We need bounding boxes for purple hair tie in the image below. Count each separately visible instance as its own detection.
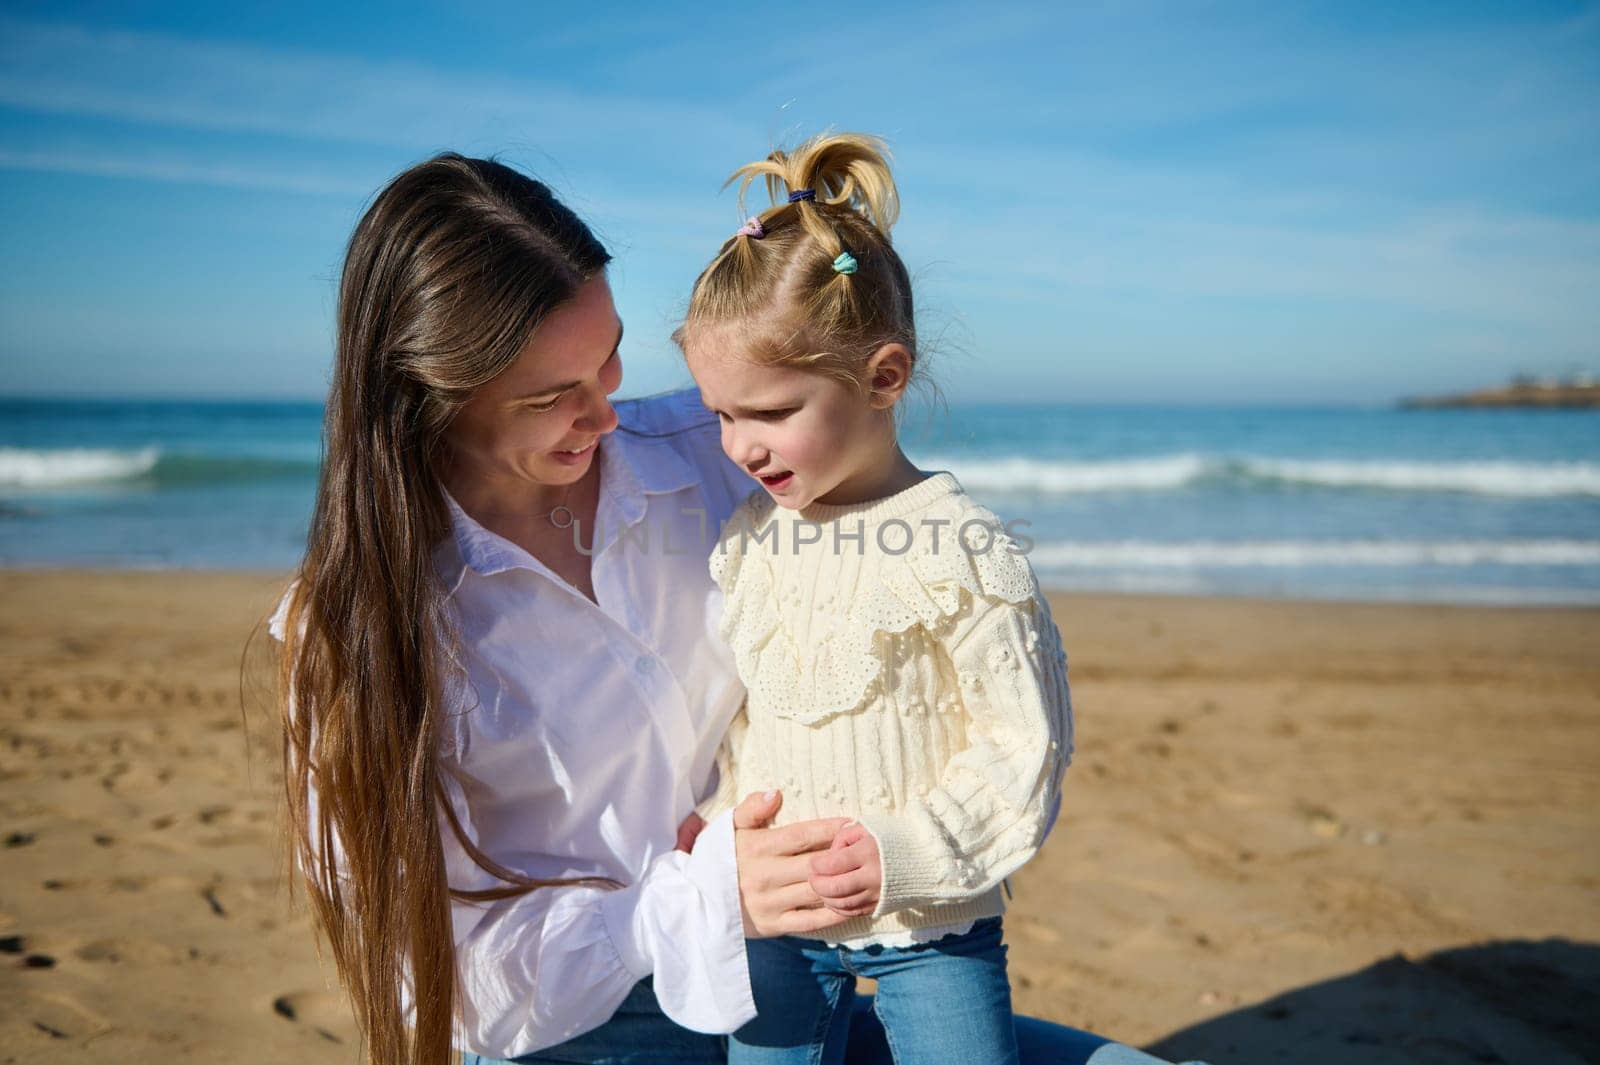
[736,216,765,239]
[787,189,816,203]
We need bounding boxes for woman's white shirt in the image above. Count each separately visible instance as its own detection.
[272,390,757,1056]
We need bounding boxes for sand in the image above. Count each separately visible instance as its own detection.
[1,571,1596,1063]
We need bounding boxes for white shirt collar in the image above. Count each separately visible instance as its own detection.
[434,421,703,594]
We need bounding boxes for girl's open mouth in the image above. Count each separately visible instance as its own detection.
[759,472,793,490]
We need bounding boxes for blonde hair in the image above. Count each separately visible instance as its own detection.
[677,132,917,388]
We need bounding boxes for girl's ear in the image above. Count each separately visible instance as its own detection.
[865,343,913,410]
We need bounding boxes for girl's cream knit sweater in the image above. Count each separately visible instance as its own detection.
[696,472,1073,944]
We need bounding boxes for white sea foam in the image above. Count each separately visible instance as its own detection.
[926,453,1600,497]
[1244,458,1600,497]
[929,454,1210,493]
[1026,539,1600,568]
[0,447,160,487]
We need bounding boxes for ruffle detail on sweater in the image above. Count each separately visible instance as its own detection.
[709,487,1041,726]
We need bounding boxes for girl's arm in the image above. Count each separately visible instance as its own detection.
[851,594,1073,916]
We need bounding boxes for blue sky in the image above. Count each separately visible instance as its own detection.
[1,1,1596,404]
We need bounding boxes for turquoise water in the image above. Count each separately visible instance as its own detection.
[3,397,1598,604]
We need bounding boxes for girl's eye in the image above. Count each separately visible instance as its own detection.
[755,408,796,421]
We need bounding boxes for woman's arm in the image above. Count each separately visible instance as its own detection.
[436,766,744,1053]
[439,774,852,1056]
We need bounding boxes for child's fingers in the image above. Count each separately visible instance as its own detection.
[808,866,875,901]
[809,846,863,878]
[823,891,876,916]
[831,823,868,850]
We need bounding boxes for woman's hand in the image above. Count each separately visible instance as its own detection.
[732,791,853,938]
[807,821,881,917]
[674,812,706,854]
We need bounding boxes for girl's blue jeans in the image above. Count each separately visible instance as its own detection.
[462,919,1212,1065]
[732,917,1018,1065]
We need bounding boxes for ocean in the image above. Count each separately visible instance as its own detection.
[3,397,1598,605]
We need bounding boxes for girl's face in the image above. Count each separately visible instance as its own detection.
[684,327,897,510]
[443,275,624,500]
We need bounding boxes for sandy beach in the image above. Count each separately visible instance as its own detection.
[1,570,1596,1063]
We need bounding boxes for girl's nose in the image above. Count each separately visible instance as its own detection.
[725,424,766,468]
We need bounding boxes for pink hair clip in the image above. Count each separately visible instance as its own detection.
[736,216,765,239]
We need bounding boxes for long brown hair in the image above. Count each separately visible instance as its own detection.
[278,154,610,1065]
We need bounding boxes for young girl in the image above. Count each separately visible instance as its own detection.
[677,133,1074,1065]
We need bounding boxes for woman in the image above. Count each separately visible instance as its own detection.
[273,153,1204,1065]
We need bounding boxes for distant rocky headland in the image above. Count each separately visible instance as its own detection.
[1402,377,1600,409]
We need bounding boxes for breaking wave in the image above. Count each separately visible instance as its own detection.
[931,454,1600,498]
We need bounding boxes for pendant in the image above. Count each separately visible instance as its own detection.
[548,505,575,530]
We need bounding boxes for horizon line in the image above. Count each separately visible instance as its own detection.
[0,390,1420,411]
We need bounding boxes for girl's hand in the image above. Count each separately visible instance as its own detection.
[732,791,853,938]
[674,812,706,854]
[807,822,881,917]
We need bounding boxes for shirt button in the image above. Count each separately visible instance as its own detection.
[634,656,654,676]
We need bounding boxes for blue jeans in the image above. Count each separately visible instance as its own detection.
[461,968,1212,1065]
[732,918,1017,1065]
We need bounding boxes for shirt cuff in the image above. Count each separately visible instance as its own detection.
[597,809,754,1033]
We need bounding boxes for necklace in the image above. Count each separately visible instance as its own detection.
[538,463,594,529]
[537,485,577,529]
[544,501,575,529]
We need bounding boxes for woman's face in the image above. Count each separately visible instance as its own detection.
[444,275,624,498]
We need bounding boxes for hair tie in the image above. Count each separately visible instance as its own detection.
[787,189,816,204]
[735,216,765,239]
[832,251,858,275]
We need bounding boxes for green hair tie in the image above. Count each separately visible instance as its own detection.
[832,251,858,275]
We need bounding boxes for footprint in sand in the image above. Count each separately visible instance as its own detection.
[197,804,233,825]
[31,873,205,896]
[17,989,110,1042]
[75,936,186,965]
[271,990,356,1045]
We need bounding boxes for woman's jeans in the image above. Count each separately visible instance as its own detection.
[731,917,1018,1065]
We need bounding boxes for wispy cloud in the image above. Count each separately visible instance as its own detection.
[0,147,373,197]
[1,5,1596,400]
[0,16,753,158]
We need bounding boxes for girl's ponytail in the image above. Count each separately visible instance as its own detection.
[681,131,918,391]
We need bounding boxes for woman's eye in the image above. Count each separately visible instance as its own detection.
[525,397,562,413]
